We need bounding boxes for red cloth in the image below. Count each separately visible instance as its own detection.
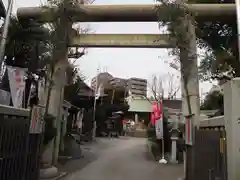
[151,101,163,125]
[122,120,127,125]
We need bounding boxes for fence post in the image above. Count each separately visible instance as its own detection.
[224,78,240,180]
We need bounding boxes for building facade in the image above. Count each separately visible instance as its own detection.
[90,73,147,99]
[127,77,147,97]
[91,72,113,91]
[109,77,127,89]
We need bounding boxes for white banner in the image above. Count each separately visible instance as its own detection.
[7,66,26,108]
[154,101,164,139]
[29,105,45,134]
[38,78,46,105]
[155,115,164,139]
[95,83,103,100]
[27,83,35,107]
[76,109,84,129]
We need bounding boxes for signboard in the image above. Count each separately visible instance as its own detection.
[29,105,45,134]
[185,115,194,146]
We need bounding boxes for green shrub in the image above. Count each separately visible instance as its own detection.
[147,124,157,143]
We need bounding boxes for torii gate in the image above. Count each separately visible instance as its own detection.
[17,3,237,180]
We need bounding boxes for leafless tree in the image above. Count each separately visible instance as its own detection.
[147,73,180,101]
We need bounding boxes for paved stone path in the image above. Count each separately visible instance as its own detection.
[64,137,183,180]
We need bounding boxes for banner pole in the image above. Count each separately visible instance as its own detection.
[158,100,167,164]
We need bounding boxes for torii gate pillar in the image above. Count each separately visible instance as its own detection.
[179,12,200,180]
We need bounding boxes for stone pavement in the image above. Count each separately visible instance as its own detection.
[61,137,183,180]
[57,138,111,175]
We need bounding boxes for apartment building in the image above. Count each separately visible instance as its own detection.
[109,77,127,90]
[91,73,147,98]
[107,77,147,97]
[91,72,113,91]
[127,77,147,97]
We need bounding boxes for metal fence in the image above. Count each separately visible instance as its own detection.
[0,105,43,180]
[186,127,227,180]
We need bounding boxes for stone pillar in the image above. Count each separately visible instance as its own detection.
[170,115,180,164]
[170,135,179,164]
[224,78,240,180]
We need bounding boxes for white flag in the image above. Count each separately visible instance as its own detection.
[155,115,163,139]
[29,105,45,134]
[7,66,26,108]
[38,78,46,105]
[154,101,164,139]
[95,84,103,100]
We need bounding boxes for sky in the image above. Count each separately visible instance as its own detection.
[3,0,215,97]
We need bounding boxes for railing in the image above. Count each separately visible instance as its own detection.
[0,105,43,180]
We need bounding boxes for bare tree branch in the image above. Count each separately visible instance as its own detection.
[147,73,180,101]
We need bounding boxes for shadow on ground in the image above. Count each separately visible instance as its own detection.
[57,139,111,175]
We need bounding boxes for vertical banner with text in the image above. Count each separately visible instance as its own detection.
[7,66,26,108]
[29,105,45,134]
[185,115,194,146]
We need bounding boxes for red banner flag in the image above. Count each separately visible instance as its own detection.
[152,101,163,139]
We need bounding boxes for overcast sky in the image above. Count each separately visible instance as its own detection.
[3,0,215,97]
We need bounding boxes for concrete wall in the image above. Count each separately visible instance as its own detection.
[199,115,224,127]
[0,104,29,116]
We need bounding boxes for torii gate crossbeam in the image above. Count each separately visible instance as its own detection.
[68,34,175,48]
[17,4,235,22]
